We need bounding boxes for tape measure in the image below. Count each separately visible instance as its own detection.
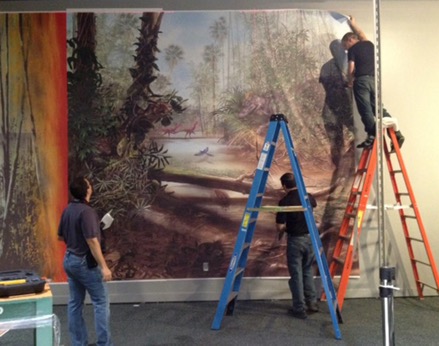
[0,279,26,286]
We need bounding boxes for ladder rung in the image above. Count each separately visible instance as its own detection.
[227,291,238,304]
[234,267,245,278]
[404,215,417,219]
[345,213,357,218]
[397,192,410,196]
[338,234,351,241]
[331,256,344,265]
[417,280,438,291]
[407,237,423,243]
[390,169,402,174]
[412,258,431,267]
[357,169,367,174]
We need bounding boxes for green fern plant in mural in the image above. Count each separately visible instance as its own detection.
[67,12,184,224]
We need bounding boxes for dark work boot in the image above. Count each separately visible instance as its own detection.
[357,135,375,148]
[391,131,405,152]
[288,308,308,319]
[306,302,319,313]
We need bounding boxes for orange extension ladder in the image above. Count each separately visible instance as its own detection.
[327,127,439,310]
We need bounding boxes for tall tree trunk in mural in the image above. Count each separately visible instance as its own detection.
[0,14,11,256]
[68,13,102,174]
[118,12,171,149]
[0,15,27,257]
[0,14,57,266]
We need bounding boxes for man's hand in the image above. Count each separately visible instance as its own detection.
[276,223,286,240]
[348,15,355,25]
[278,230,285,241]
[347,15,368,41]
[86,237,112,281]
[101,266,112,282]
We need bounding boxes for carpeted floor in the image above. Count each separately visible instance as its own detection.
[1,297,438,345]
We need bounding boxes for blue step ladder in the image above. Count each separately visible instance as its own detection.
[211,114,343,340]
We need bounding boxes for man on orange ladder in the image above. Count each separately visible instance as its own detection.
[342,16,405,151]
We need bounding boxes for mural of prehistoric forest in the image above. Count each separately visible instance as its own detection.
[0,13,67,280]
[1,9,358,282]
[66,9,356,280]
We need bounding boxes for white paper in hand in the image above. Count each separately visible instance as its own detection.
[329,11,350,23]
[101,210,114,230]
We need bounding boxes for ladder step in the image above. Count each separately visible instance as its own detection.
[234,267,245,278]
[331,256,344,266]
[338,234,351,241]
[227,291,238,304]
[412,258,431,267]
[345,212,357,218]
[397,192,410,196]
[403,215,417,220]
[407,237,424,243]
[417,280,438,291]
[390,169,402,174]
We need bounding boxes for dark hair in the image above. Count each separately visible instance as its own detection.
[69,176,88,200]
[341,32,358,42]
[280,172,296,189]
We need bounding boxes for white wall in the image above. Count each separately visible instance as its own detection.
[3,0,438,303]
[335,1,439,299]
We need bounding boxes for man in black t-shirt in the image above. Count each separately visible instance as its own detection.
[276,173,319,319]
[342,16,405,150]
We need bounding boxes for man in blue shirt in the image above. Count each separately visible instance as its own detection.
[58,176,112,346]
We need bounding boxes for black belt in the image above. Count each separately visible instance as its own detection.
[287,233,309,237]
[66,250,86,257]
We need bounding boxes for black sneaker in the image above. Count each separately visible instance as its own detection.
[288,308,308,319]
[391,134,405,153]
[357,135,375,148]
[306,302,319,313]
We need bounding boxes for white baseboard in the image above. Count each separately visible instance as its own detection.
[49,277,423,305]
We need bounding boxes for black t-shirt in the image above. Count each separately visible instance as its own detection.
[276,189,317,236]
[348,40,375,77]
[57,200,101,256]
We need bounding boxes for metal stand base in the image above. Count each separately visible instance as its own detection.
[380,266,397,346]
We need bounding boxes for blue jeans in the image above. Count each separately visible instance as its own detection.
[64,252,112,346]
[286,234,317,312]
[353,75,391,137]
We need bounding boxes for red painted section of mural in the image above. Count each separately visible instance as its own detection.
[27,13,68,281]
[0,12,68,281]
